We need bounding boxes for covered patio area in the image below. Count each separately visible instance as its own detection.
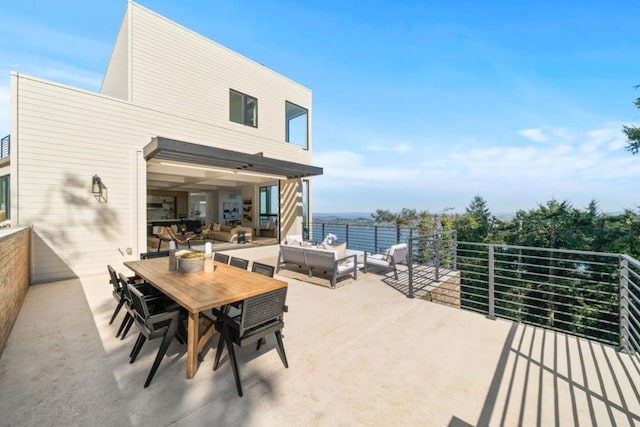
[1,245,639,426]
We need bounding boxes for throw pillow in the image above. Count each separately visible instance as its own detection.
[333,243,348,265]
[213,223,221,232]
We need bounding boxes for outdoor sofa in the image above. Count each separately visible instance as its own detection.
[276,242,358,288]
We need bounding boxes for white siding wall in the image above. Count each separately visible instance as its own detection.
[129,4,313,156]
[13,74,312,282]
[100,8,130,101]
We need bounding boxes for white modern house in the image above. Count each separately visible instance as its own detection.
[7,1,322,283]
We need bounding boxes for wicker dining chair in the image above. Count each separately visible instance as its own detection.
[214,252,230,264]
[127,282,186,388]
[229,257,249,270]
[212,287,289,397]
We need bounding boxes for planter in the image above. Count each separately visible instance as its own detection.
[178,252,204,273]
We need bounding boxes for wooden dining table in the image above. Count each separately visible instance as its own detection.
[124,257,287,379]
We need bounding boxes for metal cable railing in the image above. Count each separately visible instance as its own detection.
[408,235,638,356]
[308,222,417,253]
[0,135,9,159]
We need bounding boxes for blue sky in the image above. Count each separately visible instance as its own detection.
[1,0,639,214]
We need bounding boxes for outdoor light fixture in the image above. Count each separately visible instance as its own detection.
[92,174,107,203]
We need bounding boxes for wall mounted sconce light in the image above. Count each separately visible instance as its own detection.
[92,174,108,203]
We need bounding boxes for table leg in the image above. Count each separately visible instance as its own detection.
[187,311,199,379]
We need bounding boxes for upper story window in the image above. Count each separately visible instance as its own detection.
[229,89,258,127]
[286,101,308,150]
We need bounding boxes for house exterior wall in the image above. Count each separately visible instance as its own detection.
[127,4,313,158]
[11,73,312,282]
[100,7,130,101]
[10,2,316,283]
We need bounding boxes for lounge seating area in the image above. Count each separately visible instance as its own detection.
[276,239,357,288]
[150,224,255,251]
[201,224,253,243]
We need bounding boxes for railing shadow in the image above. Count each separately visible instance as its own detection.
[451,322,640,426]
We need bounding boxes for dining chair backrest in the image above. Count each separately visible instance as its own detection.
[107,265,122,294]
[238,287,287,336]
[140,250,170,260]
[229,256,249,270]
[214,252,230,264]
[127,281,151,321]
[118,272,136,306]
[251,262,275,277]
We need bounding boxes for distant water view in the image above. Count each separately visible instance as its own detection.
[309,221,414,253]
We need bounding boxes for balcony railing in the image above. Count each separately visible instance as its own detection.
[408,235,640,362]
[1,135,8,160]
[307,221,421,253]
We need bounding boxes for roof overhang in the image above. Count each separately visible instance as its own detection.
[143,137,323,180]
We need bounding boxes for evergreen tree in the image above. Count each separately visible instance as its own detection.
[623,85,640,154]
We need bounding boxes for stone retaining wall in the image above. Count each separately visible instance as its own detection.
[0,227,30,357]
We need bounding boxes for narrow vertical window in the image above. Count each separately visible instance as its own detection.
[302,179,309,240]
[286,101,308,149]
[0,175,9,220]
[229,89,258,127]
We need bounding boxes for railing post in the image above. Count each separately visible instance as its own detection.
[452,231,457,270]
[620,257,631,353]
[321,223,325,243]
[434,238,440,281]
[345,224,349,248]
[374,226,378,254]
[408,238,414,298]
[488,245,495,320]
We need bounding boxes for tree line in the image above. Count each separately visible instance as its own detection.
[372,197,640,345]
[372,196,640,258]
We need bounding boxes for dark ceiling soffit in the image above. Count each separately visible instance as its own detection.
[144,137,323,179]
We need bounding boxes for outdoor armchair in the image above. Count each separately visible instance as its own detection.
[365,243,408,280]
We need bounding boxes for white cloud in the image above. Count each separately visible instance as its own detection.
[518,128,549,143]
[314,124,640,213]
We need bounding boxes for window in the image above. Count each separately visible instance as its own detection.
[286,101,308,149]
[230,89,258,127]
[259,185,278,227]
[0,175,9,220]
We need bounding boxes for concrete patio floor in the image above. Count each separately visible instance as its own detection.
[1,245,639,426]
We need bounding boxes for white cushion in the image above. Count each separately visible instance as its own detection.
[285,234,303,245]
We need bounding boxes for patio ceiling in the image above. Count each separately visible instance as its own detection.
[143,137,323,191]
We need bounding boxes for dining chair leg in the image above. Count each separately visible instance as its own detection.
[225,337,243,397]
[116,313,131,338]
[274,330,288,368]
[121,316,134,340]
[176,320,188,345]
[213,327,228,371]
[130,334,147,362]
[144,317,178,388]
[109,300,125,325]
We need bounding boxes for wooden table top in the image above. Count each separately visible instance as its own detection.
[124,257,287,313]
